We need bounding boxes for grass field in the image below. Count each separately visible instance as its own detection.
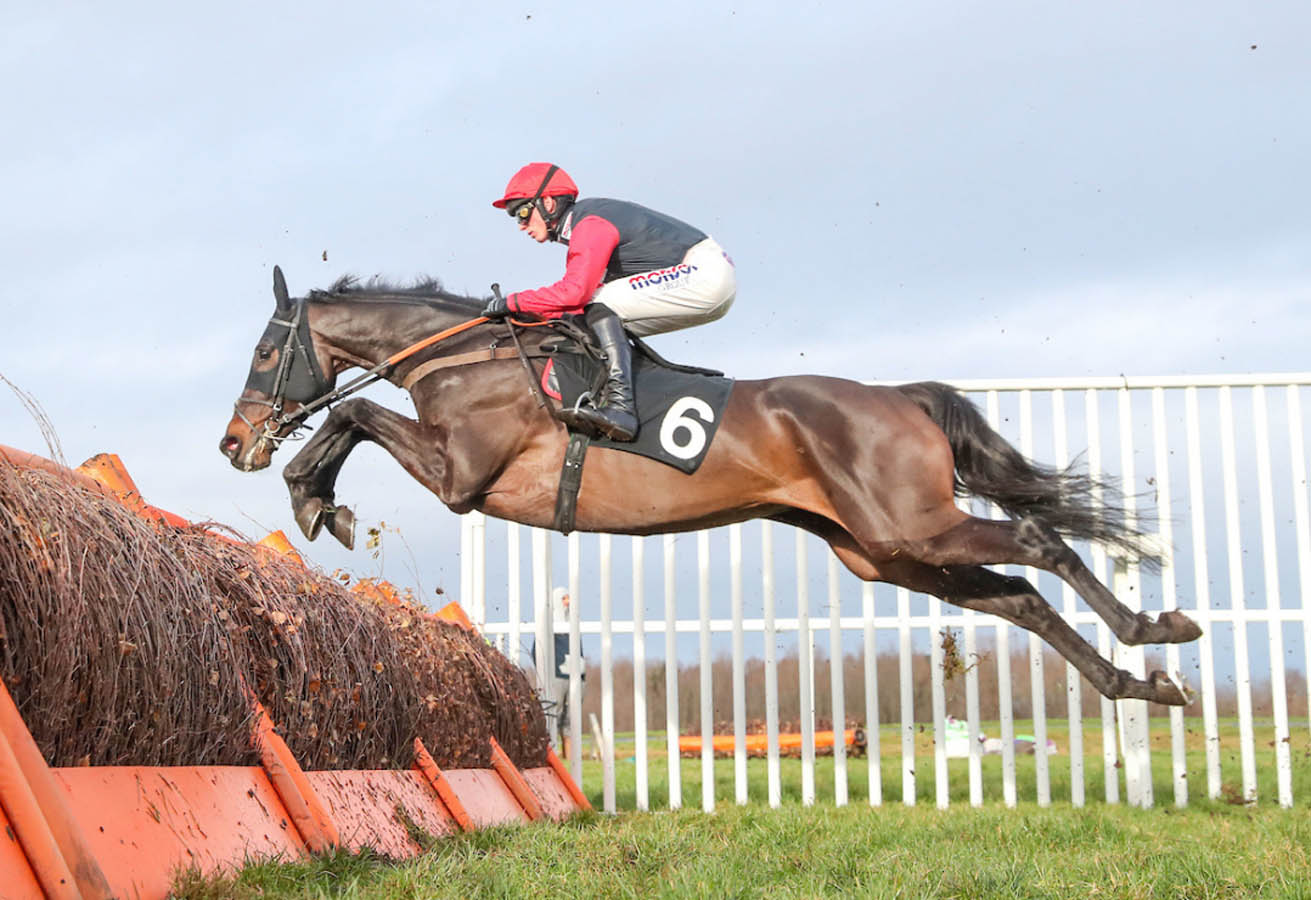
[175,719,1311,899]
[593,717,1311,810]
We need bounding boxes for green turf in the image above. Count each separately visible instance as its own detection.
[172,719,1311,899]
[174,802,1311,899]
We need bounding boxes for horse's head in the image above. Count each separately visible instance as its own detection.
[220,266,335,471]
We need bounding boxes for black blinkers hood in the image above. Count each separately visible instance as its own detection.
[243,298,332,405]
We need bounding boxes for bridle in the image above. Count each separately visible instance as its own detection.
[233,297,332,448]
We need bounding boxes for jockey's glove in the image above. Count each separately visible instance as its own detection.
[482,295,511,319]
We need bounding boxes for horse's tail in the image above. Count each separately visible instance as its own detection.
[896,381,1152,558]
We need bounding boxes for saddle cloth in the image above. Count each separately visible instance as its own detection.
[550,344,734,474]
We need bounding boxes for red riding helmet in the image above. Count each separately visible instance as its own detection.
[492,162,579,209]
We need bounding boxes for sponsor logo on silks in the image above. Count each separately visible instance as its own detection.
[628,263,698,290]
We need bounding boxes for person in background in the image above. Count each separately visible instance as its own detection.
[485,162,736,442]
[531,586,585,753]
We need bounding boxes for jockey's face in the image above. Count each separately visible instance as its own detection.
[520,197,554,243]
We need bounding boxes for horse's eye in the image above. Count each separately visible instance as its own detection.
[257,346,273,361]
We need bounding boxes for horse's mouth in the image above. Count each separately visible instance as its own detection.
[231,456,268,473]
[221,433,274,472]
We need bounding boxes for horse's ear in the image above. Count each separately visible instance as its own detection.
[272,265,291,312]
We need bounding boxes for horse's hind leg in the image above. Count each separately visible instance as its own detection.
[909,516,1202,646]
[880,560,1188,705]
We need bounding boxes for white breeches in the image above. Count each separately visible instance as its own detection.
[589,238,736,337]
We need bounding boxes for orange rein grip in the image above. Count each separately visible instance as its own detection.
[250,701,339,853]
[488,738,544,821]
[381,316,489,368]
[412,738,475,833]
[546,745,592,812]
[0,728,81,900]
[378,313,554,370]
[0,680,114,899]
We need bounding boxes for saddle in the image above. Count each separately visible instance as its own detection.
[511,315,735,533]
[529,320,732,468]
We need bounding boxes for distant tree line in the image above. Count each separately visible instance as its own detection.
[547,644,1307,734]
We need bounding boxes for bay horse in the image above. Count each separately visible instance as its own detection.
[220,268,1201,706]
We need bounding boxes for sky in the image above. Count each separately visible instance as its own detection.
[3,2,1309,625]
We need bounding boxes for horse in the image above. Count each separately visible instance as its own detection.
[220,267,1202,707]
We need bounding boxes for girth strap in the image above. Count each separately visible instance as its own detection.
[401,346,522,391]
[552,433,590,534]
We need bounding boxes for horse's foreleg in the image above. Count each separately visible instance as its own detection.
[283,423,358,545]
[879,560,1188,705]
[282,409,358,544]
[282,398,449,546]
[908,516,1202,646]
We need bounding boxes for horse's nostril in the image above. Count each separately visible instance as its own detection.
[220,435,240,457]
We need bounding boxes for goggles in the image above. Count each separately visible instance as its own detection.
[507,200,535,223]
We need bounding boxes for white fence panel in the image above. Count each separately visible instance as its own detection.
[762,521,781,808]
[1289,387,1311,739]
[1185,387,1223,798]
[631,536,649,811]
[1151,387,1188,808]
[862,581,882,806]
[730,524,748,805]
[662,533,680,809]
[698,530,714,812]
[1053,390,1085,806]
[985,391,1019,809]
[828,553,849,807]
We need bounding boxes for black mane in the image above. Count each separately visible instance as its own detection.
[309,274,486,314]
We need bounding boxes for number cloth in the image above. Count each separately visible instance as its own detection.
[550,347,734,473]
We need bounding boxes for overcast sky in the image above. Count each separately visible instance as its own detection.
[3,2,1308,601]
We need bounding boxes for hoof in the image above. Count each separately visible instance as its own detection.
[1148,670,1190,706]
[294,498,328,542]
[1158,609,1203,643]
[327,505,355,550]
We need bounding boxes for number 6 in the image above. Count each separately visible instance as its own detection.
[659,396,714,460]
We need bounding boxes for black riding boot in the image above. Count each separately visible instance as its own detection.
[572,304,639,441]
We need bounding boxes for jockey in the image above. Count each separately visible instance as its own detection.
[484,162,736,442]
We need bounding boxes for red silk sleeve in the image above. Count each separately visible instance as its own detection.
[508,216,620,316]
